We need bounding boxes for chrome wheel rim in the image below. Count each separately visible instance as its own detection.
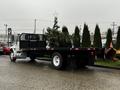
[53,55,60,67]
[10,52,15,60]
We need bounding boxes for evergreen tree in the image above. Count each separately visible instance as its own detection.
[60,26,71,47]
[46,27,61,47]
[72,26,80,47]
[105,28,112,48]
[82,24,91,47]
[46,17,60,47]
[115,26,120,49]
[53,17,60,30]
[62,26,69,34]
[93,24,102,48]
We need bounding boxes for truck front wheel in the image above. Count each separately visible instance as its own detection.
[52,52,66,70]
[10,52,16,62]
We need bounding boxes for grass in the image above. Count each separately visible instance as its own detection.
[95,59,120,68]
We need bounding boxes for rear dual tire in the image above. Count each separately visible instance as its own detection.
[51,52,66,70]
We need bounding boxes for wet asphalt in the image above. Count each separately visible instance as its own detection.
[0,55,120,90]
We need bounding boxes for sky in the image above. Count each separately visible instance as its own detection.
[0,0,120,34]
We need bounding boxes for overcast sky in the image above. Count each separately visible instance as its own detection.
[0,0,120,34]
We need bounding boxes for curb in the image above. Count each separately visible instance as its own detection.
[93,65,120,70]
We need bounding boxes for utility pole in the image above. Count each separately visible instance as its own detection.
[4,24,8,42]
[42,28,45,34]
[34,19,37,34]
[111,22,117,36]
[8,28,12,47]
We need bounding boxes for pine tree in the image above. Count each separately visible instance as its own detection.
[46,17,60,47]
[60,26,71,47]
[53,17,60,30]
[72,26,80,47]
[105,28,112,48]
[93,24,102,48]
[62,26,69,34]
[46,27,60,47]
[115,26,120,49]
[82,24,91,47]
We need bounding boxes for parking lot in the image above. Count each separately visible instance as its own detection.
[0,55,120,90]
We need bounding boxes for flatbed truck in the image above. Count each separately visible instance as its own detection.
[10,33,95,70]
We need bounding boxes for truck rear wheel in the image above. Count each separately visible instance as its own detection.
[10,52,16,62]
[52,52,66,70]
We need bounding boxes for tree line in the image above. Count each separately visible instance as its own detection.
[46,17,120,50]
